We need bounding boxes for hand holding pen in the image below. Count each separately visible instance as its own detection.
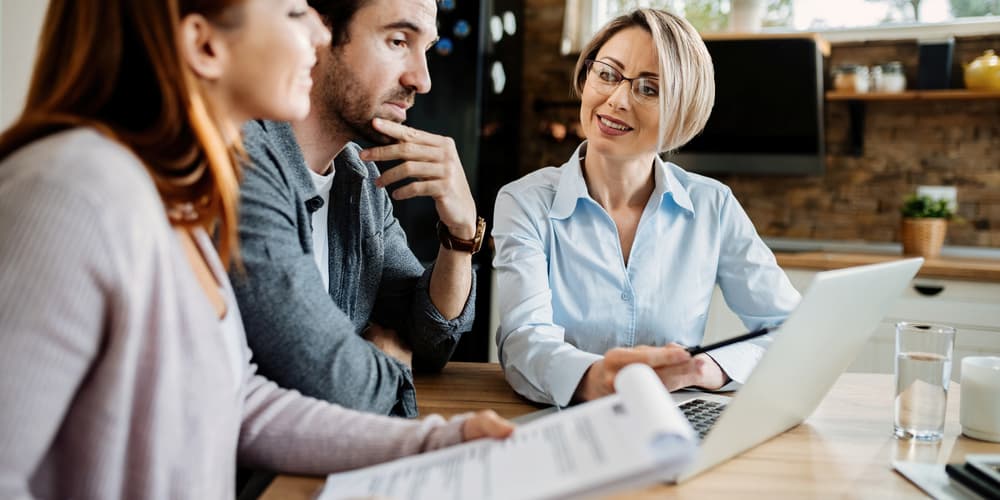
[575,327,776,402]
[685,327,775,356]
[650,327,775,393]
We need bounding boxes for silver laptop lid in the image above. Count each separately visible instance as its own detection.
[678,258,924,482]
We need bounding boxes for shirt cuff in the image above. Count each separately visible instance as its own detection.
[546,350,604,408]
[389,358,418,418]
[415,264,477,332]
[703,341,766,387]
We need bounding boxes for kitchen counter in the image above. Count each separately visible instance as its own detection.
[765,238,1000,282]
[773,251,1000,282]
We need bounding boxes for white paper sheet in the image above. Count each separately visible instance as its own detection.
[318,364,696,500]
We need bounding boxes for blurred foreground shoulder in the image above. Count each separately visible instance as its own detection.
[1,127,162,215]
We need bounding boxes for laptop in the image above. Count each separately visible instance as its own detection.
[511,258,923,482]
[671,257,923,482]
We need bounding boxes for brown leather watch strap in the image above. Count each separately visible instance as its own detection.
[436,217,486,254]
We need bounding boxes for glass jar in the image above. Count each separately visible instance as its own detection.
[875,61,906,93]
[832,64,870,93]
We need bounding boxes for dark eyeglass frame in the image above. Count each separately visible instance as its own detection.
[583,59,660,105]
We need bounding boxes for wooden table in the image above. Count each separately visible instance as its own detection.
[262,362,1000,499]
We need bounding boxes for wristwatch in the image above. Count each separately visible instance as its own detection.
[437,217,486,254]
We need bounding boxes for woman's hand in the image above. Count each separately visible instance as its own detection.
[574,345,689,401]
[461,410,515,441]
[573,345,730,402]
[652,353,730,391]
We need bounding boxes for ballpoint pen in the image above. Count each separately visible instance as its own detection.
[685,326,775,356]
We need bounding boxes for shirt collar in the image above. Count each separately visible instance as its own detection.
[260,120,369,181]
[548,143,590,220]
[257,120,314,197]
[654,155,695,216]
[332,143,371,179]
[548,142,695,220]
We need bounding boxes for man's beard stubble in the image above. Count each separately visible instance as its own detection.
[317,49,417,146]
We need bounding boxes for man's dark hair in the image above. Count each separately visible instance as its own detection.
[308,0,370,46]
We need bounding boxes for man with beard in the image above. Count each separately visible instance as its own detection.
[233,0,482,418]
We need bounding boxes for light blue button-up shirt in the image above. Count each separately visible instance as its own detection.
[492,143,801,406]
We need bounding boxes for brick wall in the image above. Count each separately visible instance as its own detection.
[519,0,1000,247]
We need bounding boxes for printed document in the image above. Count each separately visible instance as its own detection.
[319,364,697,500]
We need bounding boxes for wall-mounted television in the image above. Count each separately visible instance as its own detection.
[668,36,826,176]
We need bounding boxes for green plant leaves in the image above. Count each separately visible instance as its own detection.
[900,194,954,219]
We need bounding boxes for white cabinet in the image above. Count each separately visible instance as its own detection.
[853,276,1000,380]
[704,269,1000,380]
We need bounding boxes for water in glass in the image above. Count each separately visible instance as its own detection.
[894,351,950,440]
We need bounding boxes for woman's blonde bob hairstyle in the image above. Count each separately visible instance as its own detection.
[573,8,715,153]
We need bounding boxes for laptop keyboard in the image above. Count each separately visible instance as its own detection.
[679,398,727,440]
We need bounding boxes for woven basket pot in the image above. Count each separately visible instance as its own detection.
[900,218,947,258]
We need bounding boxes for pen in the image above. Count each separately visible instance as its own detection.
[685,327,775,356]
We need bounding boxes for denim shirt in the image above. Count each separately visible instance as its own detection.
[492,142,800,406]
[232,121,475,418]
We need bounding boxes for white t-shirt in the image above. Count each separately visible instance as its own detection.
[193,230,245,391]
[308,166,336,291]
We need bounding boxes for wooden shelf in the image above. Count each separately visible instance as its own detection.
[826,89,1000,101]
[827,89,1000,156]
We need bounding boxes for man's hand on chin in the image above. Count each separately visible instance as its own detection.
[362,118,477,239]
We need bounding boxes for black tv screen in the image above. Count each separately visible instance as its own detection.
[669,37,825,175]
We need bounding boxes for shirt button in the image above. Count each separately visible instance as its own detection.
[305,197,324,212]
[621,293,630,301]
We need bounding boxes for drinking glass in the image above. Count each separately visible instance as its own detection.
[894,322,955,441]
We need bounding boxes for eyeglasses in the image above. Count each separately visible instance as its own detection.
[584,59,659,105]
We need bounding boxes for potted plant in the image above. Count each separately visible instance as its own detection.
[900,194,953,258]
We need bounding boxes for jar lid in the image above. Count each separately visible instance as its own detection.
[834,64,868,74]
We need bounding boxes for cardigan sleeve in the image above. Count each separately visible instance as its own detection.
[236,357,469,475]
[0,172,117,498]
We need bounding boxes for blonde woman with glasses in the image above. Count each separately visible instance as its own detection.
[0,0,511,498]
[492,9,800,407]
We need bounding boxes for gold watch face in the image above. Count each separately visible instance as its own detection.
[471,217,486,254]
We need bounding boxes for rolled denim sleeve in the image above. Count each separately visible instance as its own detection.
[233,126,418,417]
[492,190,601,407]
[711,190,800,388]
[369,184,475,374]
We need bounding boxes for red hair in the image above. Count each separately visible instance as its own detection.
[0,0,246,267]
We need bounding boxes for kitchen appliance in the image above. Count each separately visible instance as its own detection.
[669,36,826,176]
[917,37,955,90]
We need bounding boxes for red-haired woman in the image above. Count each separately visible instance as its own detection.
[0,1,511,498]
